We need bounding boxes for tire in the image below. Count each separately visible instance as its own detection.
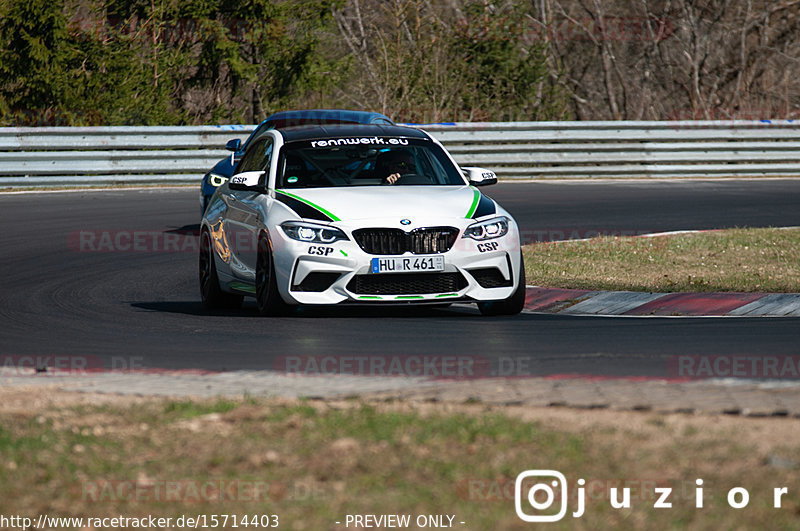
[199,230,243,309]
[256,233,293,316]
[478,254,526,316]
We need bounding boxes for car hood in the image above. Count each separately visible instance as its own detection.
[210,156,236,178]
[275,186,484,222]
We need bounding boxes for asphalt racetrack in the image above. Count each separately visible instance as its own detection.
[1,180,799,379]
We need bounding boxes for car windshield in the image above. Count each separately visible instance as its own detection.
[277,138,466,188]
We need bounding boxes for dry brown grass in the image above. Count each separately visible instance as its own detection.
[1,387,799,529]
[523,228,800,293]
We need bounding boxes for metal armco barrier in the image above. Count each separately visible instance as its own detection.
[0,125,255,187]
[425,120,800,178]
[2,121,800,187]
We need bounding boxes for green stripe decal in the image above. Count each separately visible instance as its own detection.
[358,295,383,300]
[465,189,480,218]
[435,293,459,298]
[395,295,425,300]
[227,282,256,294]
[276,190,340,221]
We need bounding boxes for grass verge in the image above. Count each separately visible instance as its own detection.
[1,389,799,529]
[522,227,800,292]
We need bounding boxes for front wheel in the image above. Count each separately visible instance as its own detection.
[256,233,293,316]
[199,230,243,309]
[478,254,526,316]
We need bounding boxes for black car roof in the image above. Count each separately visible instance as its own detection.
[276,124,430,143]
[264,109,394,126]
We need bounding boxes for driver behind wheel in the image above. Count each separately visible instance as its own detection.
[376,149,416,185]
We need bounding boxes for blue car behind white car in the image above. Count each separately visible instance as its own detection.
[200,110,394,215]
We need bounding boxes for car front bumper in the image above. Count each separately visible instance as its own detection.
[270,219,522,305]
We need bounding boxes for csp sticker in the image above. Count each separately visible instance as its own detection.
[308,246,333,256]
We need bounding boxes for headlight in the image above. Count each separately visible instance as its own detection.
[463,216,509,241]
[281,221,349,243]
[208,173,228,187]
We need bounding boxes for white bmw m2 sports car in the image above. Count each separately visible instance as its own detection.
[199,123,525,316]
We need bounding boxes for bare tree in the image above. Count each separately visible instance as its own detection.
[534,0,800,120]
[331,0,568,122]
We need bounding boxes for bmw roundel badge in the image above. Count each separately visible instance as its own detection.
[400,219,411,225]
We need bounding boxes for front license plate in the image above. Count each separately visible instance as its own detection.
[370,256,444,273]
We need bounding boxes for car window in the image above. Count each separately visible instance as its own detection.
[277,138,466,189]
[237,139,265,174]
[241,122,272,152]
[237,137,273,176]
[257,139,274,172]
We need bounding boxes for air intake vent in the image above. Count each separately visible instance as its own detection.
[292,272,341,292]
[347,272,468,295]
[468,268,513,288]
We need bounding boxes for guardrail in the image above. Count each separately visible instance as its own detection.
[0,126,255,187]
[2,121,799,187]
[426,120,800,178]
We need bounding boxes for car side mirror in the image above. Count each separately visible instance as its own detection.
[462,167,498,187]
[228,171,266,192]
[225,138,242,152]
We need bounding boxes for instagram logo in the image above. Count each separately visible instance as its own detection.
[514,470,569,522]
[513,471,792,520]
